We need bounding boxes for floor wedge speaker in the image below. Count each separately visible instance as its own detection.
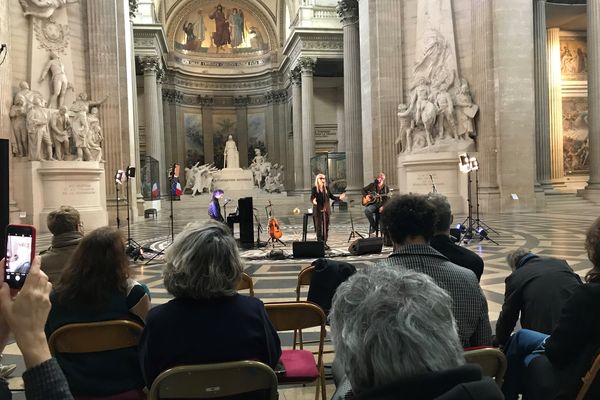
[293,241,325,258]
[348,237,384,255]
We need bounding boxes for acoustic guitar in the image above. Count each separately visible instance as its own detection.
[267,201,283,239]
[361,192,390,206]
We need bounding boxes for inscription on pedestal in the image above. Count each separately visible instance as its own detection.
[62,183,97,196]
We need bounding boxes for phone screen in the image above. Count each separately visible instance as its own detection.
[5,228,34,288]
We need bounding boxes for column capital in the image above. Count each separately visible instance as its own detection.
[290,66,302,85]
[336,0,358,24]
[298,57,316,73]
[199,95,214,107]
[129,0,139,20]
[140,56,160,73]
[234,95,250,107]
[156,68,165,84]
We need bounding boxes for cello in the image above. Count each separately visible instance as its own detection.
[267,201,283,240]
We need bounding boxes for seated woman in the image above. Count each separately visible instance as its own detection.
[502,216,600,399]
[45,226,150,398]
[139,220,281,387]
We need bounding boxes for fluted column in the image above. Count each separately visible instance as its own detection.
[235,97,249,168]
[534,0,552,189]
[141,57,162,170]
[291,68,303,191]
[584,0,600,197]
[338,0,363,190]
[547,28,565,186]
[471,0,500,211]
[299,58,316,190]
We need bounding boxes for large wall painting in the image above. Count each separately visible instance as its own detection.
[560,35,587,81]
[174,1,269,55]
[184,113,204,168]
[247,112,266,166]
[213,113,237,169]
[563,97,589,175]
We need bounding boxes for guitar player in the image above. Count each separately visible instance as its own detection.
[361,172,390,236]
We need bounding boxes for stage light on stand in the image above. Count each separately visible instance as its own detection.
[126,244,144,261]
[115,170,126,184]
[458,153,472,174]
[470,157,479,171]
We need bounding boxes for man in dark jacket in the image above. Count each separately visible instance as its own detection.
[428,194,484,280]
[494,248,582,347]
[40,206,84,283]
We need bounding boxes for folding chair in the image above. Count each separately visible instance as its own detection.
[463,347,507,387]
[577,352,600,400]
[265,301,327,400]
[48,319,144,355]
[293,265,315,349]
[238,272,255,296]
[147,360,279,400]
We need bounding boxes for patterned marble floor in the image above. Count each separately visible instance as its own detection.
[7,192,600,399]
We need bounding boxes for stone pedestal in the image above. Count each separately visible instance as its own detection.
[12,160,108,233]
[397,152,468,214]
[213,168,255,191]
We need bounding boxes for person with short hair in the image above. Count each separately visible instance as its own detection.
[40,205,84,283]
[361,172,390,236]
[494,247,581,347]
[427,194,484,280]
[138,221,281,388]
[207,189,225,222]
[378,194,492,347]
[330,267,503,399]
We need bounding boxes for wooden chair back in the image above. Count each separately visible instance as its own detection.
[577,352,600,400]
[463,347,507,387]
[238,272,255,296]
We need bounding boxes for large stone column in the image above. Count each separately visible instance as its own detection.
[533,0,552,190]
[200,96,214,165]
[583,0,600,200]
[235,97,250,167]
[299,58,316,190]
[141,56,163,177]
[156,69,167,195]
[291,67,303,191]
[547,28,565,187]
[338,0,364,191]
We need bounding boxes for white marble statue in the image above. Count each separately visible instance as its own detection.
[19,0,78,19]
[26,97,54,161]
[455,79,479,139]
[250,148,272,188]
[9,98,28,157]
[189,163,217,197]
[223,135,239,169]
[70,92,107,161]
[264,163,284,193]
[397,103,415,153]
[433,83,456,140]
[49,105,71,160]
[87,107,103,161]
[39,53,72,108]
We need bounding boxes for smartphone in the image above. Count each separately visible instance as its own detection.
[4,224,36,289]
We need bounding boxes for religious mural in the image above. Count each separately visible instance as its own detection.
[560,35,587,81]
[247,112,266,165]
[562,97,589,175]
[174,1,268,55]
[184,113,204,168]
[212,114,237,169]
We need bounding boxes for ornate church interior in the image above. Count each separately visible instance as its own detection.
[0,0,599,398]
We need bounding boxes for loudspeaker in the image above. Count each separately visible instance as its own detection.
[238,197,254,244]
[293,241,325,258]
[348,237,384,255]
[0,140,8,257]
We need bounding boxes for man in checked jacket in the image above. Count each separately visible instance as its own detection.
[377,194,492,348]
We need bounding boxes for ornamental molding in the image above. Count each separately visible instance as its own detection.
[33,16,69,55]
[336,0,358,23]
[298,57,316,72]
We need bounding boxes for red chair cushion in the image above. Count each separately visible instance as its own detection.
[278,349,319,382]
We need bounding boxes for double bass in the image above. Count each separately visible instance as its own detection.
[267,201,283,240]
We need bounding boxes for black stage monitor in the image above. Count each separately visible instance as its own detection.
[293,241,325,258]
[348,237,384,256]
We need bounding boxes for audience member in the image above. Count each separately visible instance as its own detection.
[495,248,581,347]
[138,221,281,387]
[502,217,600,399]
[45,227,150,398]
[0,257,73,400]
[427,194,484,280]
[330,267,503,400]
[378,194,492,347]
[40,206,84,283]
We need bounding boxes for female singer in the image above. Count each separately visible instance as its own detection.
[208,189,225,223]
[311,174,346,248]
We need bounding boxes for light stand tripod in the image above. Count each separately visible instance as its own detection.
[115,180,121,229]
[124,172,143,260]
[472,166,499,245]
[461,169,476,243]
[347,200,364,242]
[145,164,178,264]
[254,210,267,248]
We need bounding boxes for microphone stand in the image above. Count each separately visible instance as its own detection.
[429,174,438,193]
[145,164,177,264]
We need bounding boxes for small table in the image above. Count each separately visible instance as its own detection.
[302,212,314,241]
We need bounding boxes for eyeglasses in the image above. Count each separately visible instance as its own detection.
[319,178,325,181]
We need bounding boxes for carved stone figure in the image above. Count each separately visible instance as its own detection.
[223,135,239,169]
[397,103,416,153]
[87,107,103,161]
[9,98,28,157]
[19,0,78,19]
[39,53,71,108]
[433,83,456,140]
[250,148,270,188]
[49,106,71,160]
[26,97,53,161]
[189,163,217,197]
[70,92,107,161]
[454,79,478,139]
[264,163,284,193]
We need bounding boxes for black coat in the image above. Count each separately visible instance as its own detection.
[310,186,339,214]
[430,234,484,281]
[307,258,356,315]
[495,255,582,346]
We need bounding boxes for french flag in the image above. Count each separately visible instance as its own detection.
[151,183,160,199]
[172,180,182,196]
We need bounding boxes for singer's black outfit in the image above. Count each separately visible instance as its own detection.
[311,186,341,243]
[361,180,390,235]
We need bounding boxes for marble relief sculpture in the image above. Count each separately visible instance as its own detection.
[87,107,103,161]
[250,148,271,189]
[187,163,218,196]
[19,0,78,18]
[9,98,29,157]
[223,134,239,168]
[49,105,70,160]
[39,53,72,108]
[70,92,107,161]
[26,97,54,161]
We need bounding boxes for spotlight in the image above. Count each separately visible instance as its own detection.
[126,166,136,178]
[476,227,488,239]
[115,170,126,184]
[126,244,145,261]
[458,153,472,173]
[470,157,479,171]
[456,223,466,233]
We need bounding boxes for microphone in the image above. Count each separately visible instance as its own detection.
[223,198,231,205]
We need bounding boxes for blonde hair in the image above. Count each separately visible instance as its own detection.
[314,173,327,193]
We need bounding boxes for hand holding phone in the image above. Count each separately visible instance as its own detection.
[4,224,36,289]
